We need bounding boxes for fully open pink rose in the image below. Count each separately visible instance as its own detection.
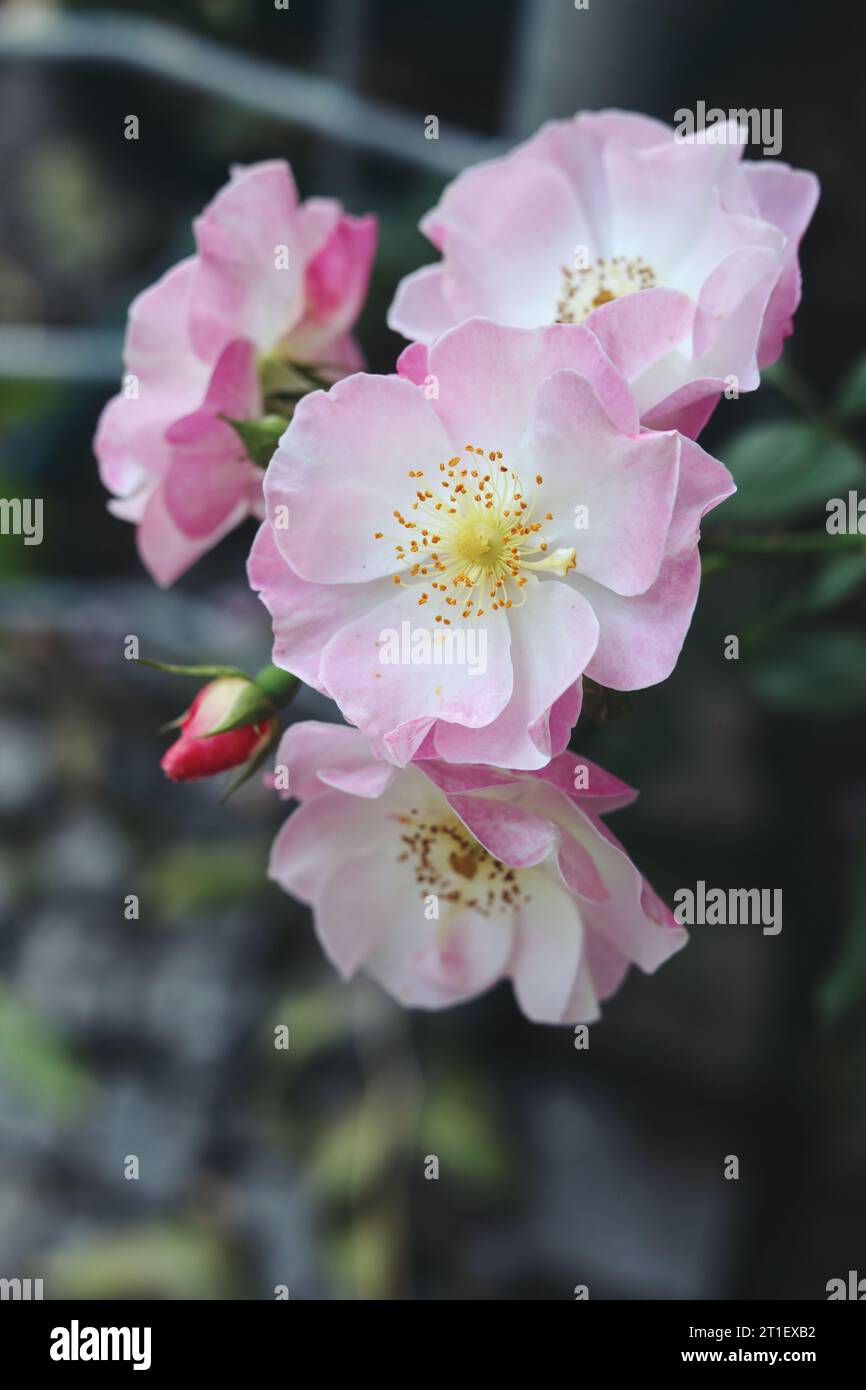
[269,722,686,1022]
[95,160,376,584]
[389,110,818,437]
[250,319,734,769]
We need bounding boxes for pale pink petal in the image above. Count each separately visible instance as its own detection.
[604,127,744,278]
[367,903,515,1010]
[510,872,588,1023]
[274,721,398,802]
[427,318,638,456]
[264,373,452,584]
[641,382,723,439]
[248,522,378,693]
[532,750,638,816]
[136,481,250,587]
[665,434,736,554]
[395,340,430,385]
[520,369,680,594]
[580,931,630,1003]
[445,792,558,868]
[95,257,208,495]
[585,819,688,972]
[736,164,819,366]
[540,682,584,761]
[588,284,694,380]
[289,208,377,362]
[319,586,514,757]
[315,850,407,978]
[163,338,262,537]
[692,241,783,382]
[578,549,702,690]
[269,794,390,915]
[429,579,598,769]
[420,157,584,327]
[387,263,459,345]
[191,160,307,361]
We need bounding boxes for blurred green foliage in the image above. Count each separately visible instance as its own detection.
[0,984,92,1115]
[143,839,273,921]
[719,422,862,526]
[43,1220,238,1299]
[819,831,866,1023]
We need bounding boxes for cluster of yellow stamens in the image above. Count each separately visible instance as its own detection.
[374,445,576,623]
[556,254,657,325]
[395,808,529,917]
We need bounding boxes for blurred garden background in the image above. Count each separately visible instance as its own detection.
[0,0,865,1299]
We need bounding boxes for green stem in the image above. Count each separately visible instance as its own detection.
[287,363,335,392]
[253,664,300,707]
[706,532,865,558]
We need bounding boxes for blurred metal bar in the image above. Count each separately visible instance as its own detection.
[0,8,510,384]
[0,325,123,383]
[313,0,368,201]
[504,0,667,138]
[0,7,505,177]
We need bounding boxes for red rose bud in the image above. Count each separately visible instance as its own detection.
[160,677,278,783]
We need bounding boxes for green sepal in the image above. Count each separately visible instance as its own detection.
[221,413,288,469]
[206,682,277,736]
[252,665,299,706]
[136,658,248,679]
[157,713,189,734]
[206,667,299,734]
[220,727,280,803]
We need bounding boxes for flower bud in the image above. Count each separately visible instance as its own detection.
[161,677,278,782]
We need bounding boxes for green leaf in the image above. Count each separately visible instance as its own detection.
[748,629,866,715]
[310,1095,401,1199]
[818,832,866,1022]
[718,422,864,526]
[268,983,352,1065]
[144,839,272,919]
[420,1075,511,1190]
[834,352,866,422]
[327,1204,399,1301]
[801,552,866,613]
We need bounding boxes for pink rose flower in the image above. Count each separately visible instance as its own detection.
[268,722,686,1022]
[249,319,734,770]
[388,110,818,437]
[95,160,377,584]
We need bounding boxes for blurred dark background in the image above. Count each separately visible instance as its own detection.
[1,0,865,1300]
